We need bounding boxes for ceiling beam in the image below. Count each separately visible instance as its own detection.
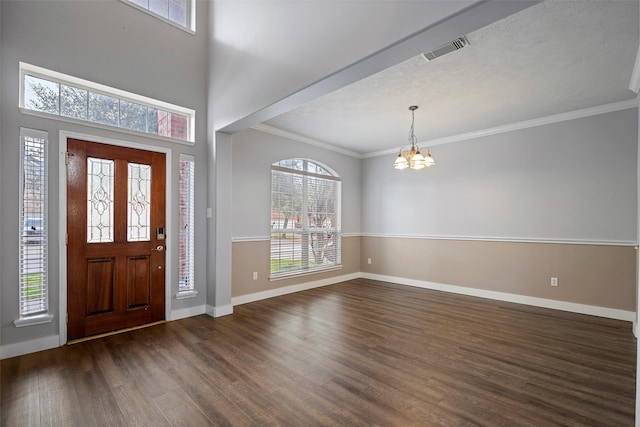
[218,0,541,135]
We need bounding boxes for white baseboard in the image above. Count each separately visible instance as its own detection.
[206,304,234,317]
[362,273,636,322]
[1,335,60,360]
[231,272,361,306]
[170,304,206,321]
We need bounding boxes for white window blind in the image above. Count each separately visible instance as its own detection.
[19,128,49,317]
[178,155,195,292]
[270,159,341,279]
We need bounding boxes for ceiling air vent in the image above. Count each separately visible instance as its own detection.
[422,37,469,62]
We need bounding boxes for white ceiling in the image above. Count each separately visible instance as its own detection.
[262,0,639,157]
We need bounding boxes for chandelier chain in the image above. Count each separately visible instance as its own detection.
[408,108,417,146]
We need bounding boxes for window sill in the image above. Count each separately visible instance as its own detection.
[269,265,343,282]
[14,314,54,328]
[175,290,199,300]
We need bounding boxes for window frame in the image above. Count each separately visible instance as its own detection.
[15,128,54,327]
[19,62,195,145]
[270,159,342,280]
[176,154,197,298]
[120,0,196,34]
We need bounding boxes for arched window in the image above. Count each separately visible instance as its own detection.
[270,159,341,278]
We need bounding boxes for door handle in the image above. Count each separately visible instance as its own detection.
[152,245,165,252]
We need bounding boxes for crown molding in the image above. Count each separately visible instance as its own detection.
[251,124,364,159]
[363,99,640,158]
[251,99,638,160]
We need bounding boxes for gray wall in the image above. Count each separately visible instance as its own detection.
[231,128,362,239]
[0,1,210,347]
[362,108,638,243]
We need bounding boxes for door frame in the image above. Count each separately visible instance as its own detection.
[58,130,172,345]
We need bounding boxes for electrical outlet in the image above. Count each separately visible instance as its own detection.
[253,272,258,280]
[551,277,558,287]
[367,258,372,265]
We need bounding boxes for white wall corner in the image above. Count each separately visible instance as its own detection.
[213,131,233,317]
[1,335,60,360]
[633,320,638,338]
[206,304,233,317]
[630,44,640,93]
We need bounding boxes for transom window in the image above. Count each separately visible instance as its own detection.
[20,62,195,144]
[270,159,341,279]
[122,0,195,33]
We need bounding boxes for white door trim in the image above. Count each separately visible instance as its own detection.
[58,130,173,345]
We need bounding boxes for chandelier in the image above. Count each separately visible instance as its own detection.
[393,105,435,170]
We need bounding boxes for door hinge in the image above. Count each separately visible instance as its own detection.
[65,232,68,245]
[66,313,68,324]
[65,151,74,165]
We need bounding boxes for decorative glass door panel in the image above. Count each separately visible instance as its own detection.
[87,157,114,243]
[127,163,152,242]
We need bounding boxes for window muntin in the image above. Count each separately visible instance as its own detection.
[19,129,49,317]
[178,155,195,293]
[270,159,341,279]
[124,0,194,33]
[20,62,195,144]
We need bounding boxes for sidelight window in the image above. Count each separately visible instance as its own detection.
[18,129,49,318]
[177,155,195,294]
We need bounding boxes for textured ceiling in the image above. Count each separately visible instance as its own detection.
[263,0,639,156]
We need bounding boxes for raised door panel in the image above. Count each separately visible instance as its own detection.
[86,258,115,315]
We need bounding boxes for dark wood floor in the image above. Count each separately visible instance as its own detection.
[1,279,636,426]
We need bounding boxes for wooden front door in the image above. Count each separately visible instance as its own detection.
[67,139,166,340]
